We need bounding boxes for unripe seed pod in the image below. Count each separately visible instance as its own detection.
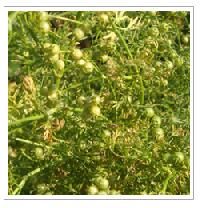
[154,127,164,141]
[170,50,177,58]
[163,153,171,162]
[94,176,109,190]
[49,54,59,63]
[93,95,101,104]
[101,54,109,63]
[175,56,184,67]
[174,152,185,162]
[78,95,86,105]
[54,60,65,70]
[127,95,133,103]
[39,12,48,21]
[84,62,93,73]
[165,60,173,70]
[152,115,161,127]
[35,147,44,160]
[50,44,60,55]
[23,51,29,57]
[43,43,51,50]
[103,130,111,137]
[82,23,91,33]
[77,59,86,66]
[167,39,173,46]
[74,28,85,40]
[72,48,83,60]
[156,61,162,68]
[160,23,169,32]
[162,79,168,86]
[91,105,101,116]
[99,13,109,24]
[87,185,98,195]
[145,108,155,118]
[48,90,57,101]
[40,86,49,96]
[92,155,101,161]
[182,35,189,44]
[149,27,159,37]
[40,21,50,33]
[79,140,87,150]
[37,183,48,194]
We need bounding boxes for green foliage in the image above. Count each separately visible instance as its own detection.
[8,11,190,195]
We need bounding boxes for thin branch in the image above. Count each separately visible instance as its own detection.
[9,114,45,129]
[48,14,83,25]
[12,167,42,195]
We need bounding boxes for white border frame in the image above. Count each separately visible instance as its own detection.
[0,1,198,207]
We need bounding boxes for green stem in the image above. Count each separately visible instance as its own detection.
[113,25,133,60]
[123,75,134,80]
[9,114,45,129]
[132,103,170,108]
[15,138,52,149]
[56,77,61,90]
[139,76,144,105]
[21,149,35,161]
[160,174,174,194]
[12,167,42,195]
[48,14,83,25]
[9,12,20,44]
[109,146,137,160]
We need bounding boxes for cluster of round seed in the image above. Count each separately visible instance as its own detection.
[43,43,65,77]
[145,108,164,141]
[66,25,94,74]
[39,12,50,33]
[87,176,120,195]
